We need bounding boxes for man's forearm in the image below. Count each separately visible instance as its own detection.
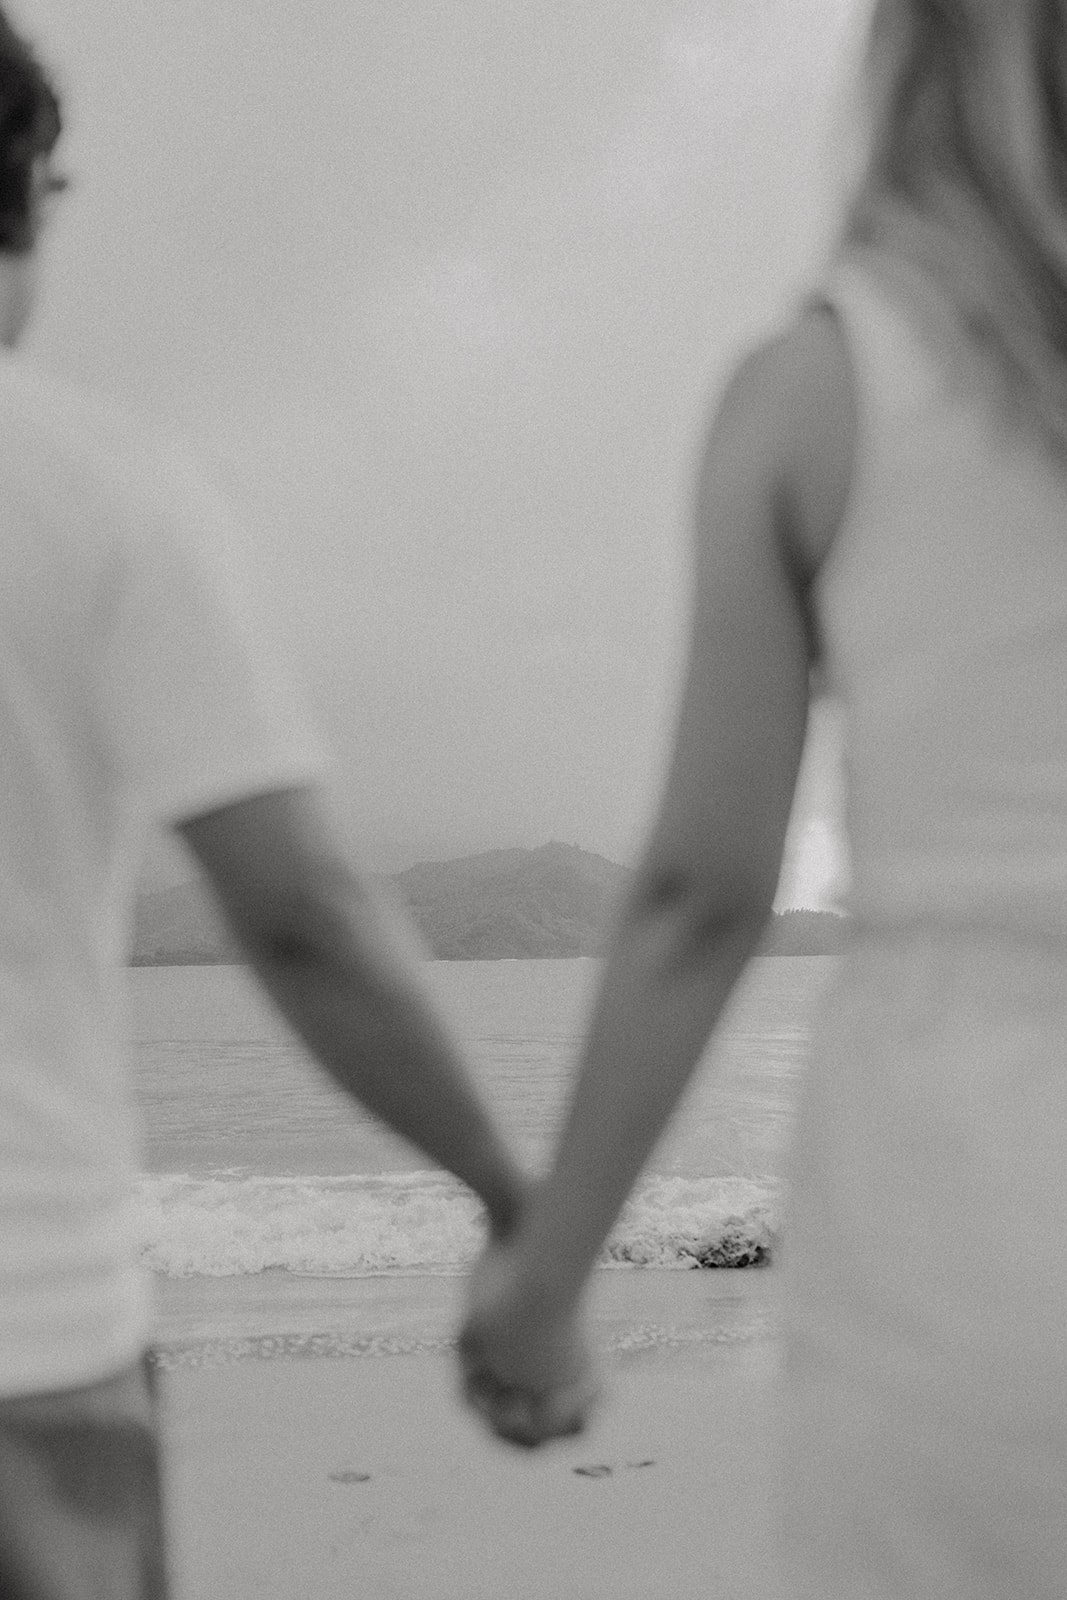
[515,895,767,1307]
[241,885,525,1235]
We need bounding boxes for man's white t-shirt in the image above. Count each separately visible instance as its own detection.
[0,350,328,1397]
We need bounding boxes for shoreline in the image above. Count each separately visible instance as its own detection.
[158,1272,787,1600]
[151,1261,784,1365]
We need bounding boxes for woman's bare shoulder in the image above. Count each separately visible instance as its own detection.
[729,298,857,584]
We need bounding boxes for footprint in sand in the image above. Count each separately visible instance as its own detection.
[328,1470,373,1484]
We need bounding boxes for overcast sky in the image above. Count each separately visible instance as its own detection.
[12,0,861,906]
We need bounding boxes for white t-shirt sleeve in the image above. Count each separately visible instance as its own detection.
[96,441,330,824]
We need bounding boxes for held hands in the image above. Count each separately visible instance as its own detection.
[458,1233,602,1450]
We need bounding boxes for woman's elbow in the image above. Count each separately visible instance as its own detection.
[625,867,774,966]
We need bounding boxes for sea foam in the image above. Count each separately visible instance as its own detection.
[135,1171,779,1277]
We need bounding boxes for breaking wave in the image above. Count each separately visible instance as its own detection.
[135,1170,779,1277]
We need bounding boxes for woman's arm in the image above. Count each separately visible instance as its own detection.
[510,334,818,1309]
[460,328,822,1415]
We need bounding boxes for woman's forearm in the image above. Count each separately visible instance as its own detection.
[514,888,769,1309]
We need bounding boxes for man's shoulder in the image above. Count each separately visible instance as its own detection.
[13,358,165,467]
[0,356,224,544]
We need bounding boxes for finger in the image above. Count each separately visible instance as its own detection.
[463,1376,543,1452]
[493,1402,582,1450]
[464,1379,505,1434]
[491,1376,598,1450]
[461,1359,512,1410]
[462,1368,557,1450]
[461,1365,542,1451]
[488,1389,545,1450]
[461,1365,506,1424]
[466,1372,549,1450]
[526,1384,593,1443]
[460,1348,602,1447]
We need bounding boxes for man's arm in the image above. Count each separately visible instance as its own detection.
[175,786,525,1238]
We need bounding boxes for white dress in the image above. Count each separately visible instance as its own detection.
[775,254,1067,1598]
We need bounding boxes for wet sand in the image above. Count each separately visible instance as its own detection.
[155,1268,786,1600]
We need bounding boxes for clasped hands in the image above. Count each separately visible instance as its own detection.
[457,1229,602,1450]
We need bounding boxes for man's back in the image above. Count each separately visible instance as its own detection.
[0,347,329,1399]
[0,17,533,1597]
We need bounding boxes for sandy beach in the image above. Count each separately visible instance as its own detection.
[154,1267,786,1600]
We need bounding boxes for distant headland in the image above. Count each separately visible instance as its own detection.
[129,841,847,964]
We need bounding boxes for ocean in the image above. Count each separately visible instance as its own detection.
[131,956,835,1282]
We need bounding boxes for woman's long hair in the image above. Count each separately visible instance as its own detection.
[0,11,60,254]
[830,0,1067,458]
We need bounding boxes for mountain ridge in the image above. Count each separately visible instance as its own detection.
[130,842,846,963]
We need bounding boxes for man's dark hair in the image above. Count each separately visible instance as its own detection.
[0,12,60,252]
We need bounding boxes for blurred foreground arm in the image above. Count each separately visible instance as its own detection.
[461,324,828,1439]
[176,787,525,1238]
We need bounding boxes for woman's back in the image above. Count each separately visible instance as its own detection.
[814,252,1067,934]
[454,3,1067,1589]
[778,251,1067,1599]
